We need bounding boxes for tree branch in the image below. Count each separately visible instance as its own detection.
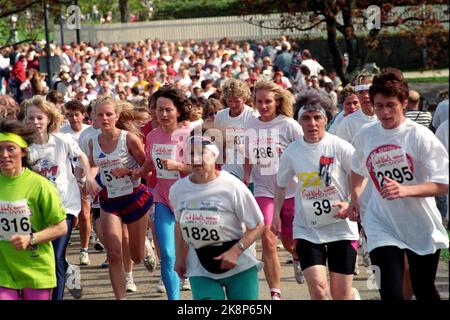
[242,16,325,32]
[0,0,41,19]
[0,38,36,50]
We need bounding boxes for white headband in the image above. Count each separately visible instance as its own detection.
[355,84,372,92]
[297,103,327,121]
[186,136,220,160]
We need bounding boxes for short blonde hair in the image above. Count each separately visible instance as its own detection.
[22,95,64,133]
[253,79,294,118]
[92,96,148,137]
[221,78,251,104]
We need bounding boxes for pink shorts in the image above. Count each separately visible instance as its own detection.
[255,197,295,240]
[0,287,52,300]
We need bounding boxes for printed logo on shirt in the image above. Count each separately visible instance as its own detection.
[366,144,415,192]
[297,155,335,191]
[33,159,59,183]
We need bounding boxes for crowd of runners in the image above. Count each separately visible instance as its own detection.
[0,36,448,300]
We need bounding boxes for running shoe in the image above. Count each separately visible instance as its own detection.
[89,234,96,244]
[79,251,90,266]
[94,240,104,251]
[352,287,361,300]
[125,275,137,292]
[285,254,294,264]
[363,252,371,267]
[156,277,166,294]
[143,238,157,273]
[101,257,109,268]
[65,264,82,299]
[354,260,360,275]
[270,290,282,300]
[180,278,191,291]
[293,259,305,284]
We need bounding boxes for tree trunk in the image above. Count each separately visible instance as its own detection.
[119,0,130,23]
[325,17,349,85]
[341,1,359,75]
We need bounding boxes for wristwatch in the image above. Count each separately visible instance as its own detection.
[29,233,37,247]
[236,241,245,252]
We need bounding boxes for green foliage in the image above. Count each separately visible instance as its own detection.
[152,0,242,20]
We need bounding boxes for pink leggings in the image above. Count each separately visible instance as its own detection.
[0,287,52,300]
[255,197,295,240]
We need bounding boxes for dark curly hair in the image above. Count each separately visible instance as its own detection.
[152,85,191,122]
[369,68,409,104]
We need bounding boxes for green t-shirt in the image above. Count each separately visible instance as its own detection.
[0,168,66,289]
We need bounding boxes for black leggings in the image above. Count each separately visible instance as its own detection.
[369,246,441,300]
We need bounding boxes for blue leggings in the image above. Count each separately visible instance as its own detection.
[154,203,180,300]
[51,214,74,300]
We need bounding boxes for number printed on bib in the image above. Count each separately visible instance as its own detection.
[0,200,32,241]
[371,148,415,190]
[152,144,181,179]
[99,158,134,198]
[301,186,341,228]
[179,210,222,249]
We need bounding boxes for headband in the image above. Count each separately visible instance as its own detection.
[297,103,327,121]
[355,84,372,92]
[186,135,220,160]
[0,132,28,148]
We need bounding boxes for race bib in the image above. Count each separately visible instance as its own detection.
[225,128,245,164]
[301,186,341,228]
[100,159,133,198]
[152,144,181,179]
[0,200,32,241]
[179,209,222,249]
[372,148,415,190]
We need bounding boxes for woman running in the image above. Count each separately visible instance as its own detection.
[171,134,264,300]
[132,85,192,300]
[88,96,153,300]
[243,79,304,300]
[346,68,449,300]
[0,120,67,300]
[23,95,98,300]
[273,91,360,300]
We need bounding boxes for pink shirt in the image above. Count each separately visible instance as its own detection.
[146,126,192,210]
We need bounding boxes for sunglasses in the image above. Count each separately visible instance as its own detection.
[208,111,217,117]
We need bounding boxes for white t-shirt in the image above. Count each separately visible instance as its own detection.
[245,115,303,198]
[59,123,90,168]
[435,119,449,152]
[59,123,90,143]
[432,99,449,130]
[78,126,100,157]
[169,171,264,279]
[28,133,82,216]
[300,59,324,77]
[328,111,345,135]
[214,105,259,180]
[435,119,449,220]
[277,133,359,243]
[351,119,449,254]
[335,109,378,143]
